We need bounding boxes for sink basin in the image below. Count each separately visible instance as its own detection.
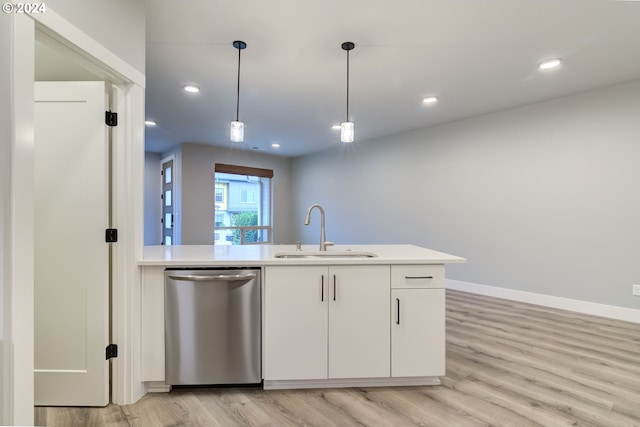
[274,251,377,259]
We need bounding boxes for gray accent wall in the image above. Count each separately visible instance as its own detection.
[291,80,640,310]
[170,143,294,245]
[144,152,161,245]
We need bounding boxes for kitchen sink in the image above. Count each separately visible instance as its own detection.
[274,251,377,259]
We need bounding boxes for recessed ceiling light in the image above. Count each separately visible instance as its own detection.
[183,84,200,93]
[538,58,562,71]
[331,125,341,130]
[144,120,157,126]
[271,143,281,148]
[422,96,438,104]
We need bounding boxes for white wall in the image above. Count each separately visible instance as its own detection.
[0,12,10,424]
[45,0,145,74]
[292,80,640,310]
[1,13,36,425]
[144,152,162,245]
[177,143,294,245]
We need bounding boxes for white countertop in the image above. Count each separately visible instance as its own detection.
[140,244,466,267]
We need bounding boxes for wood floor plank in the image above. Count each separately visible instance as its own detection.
[35,404,128,427]
[447,323,640,403]
[446,296,640,357]
[447,346,639,427]
[121,390,221,427]
[446,311,640,380]
[354,387,486,427]
[196,387,304,427]
[259,389,350,427]
[447,342,640,422]
[35,289,640,427]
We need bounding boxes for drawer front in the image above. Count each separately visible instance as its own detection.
[391,265,444,289]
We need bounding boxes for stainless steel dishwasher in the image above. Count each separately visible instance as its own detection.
[164,268,261,385]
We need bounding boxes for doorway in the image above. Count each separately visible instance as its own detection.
[34,37,113,407]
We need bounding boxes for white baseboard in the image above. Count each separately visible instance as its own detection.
[144,381,171,393]
[446,279,640,324]
[264,376,441,390]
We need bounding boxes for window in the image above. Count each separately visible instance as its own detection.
[241,190,256,203]
[215,183,227,210]
[214,163,273,245]
[215,213,224,227]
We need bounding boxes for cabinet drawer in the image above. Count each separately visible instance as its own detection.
[391,265,444,289]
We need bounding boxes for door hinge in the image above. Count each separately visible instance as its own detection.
[106,344,118,360]
[105,111,118,127]
[105,228,118,243]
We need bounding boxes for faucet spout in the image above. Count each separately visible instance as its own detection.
[304,204,328,251]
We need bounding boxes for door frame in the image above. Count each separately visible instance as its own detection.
[5,10,145,424]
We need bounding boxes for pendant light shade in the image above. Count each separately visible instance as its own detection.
[340,121,354,143]
[231,40,247,142]
[230,120,244,142]
[341,41,355,143]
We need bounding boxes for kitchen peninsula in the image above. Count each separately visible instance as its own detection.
[139,244,465,391]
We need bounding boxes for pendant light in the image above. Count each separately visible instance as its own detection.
[230,40,247,142]
[341,41,355,143]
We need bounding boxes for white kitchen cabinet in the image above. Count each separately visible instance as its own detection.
[139,249,455,391]
[263,266,328,380]
[263,265,390,381]
[390,265,445,378]
[328,265,390,378]
[391,288,445,377]
[141,266,166,382]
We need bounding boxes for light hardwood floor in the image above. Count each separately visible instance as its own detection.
[35,290,640,427]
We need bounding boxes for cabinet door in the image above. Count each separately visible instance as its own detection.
[391,289,445,377]
[328,265,390,379]
[264,266,328,380]
[141,267,166,382]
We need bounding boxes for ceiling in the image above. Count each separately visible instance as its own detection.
[144,0,640,157]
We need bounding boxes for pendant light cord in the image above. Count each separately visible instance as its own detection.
[346,48,350,122]
[236,46,241,122]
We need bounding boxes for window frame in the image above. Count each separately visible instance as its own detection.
[214,163,273,245]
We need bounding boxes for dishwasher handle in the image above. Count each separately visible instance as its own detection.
[167,273,257,282]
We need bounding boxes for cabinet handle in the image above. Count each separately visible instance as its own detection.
[405,276,433,280]
[396,298,400,325]
[321,275,324,302]
[333,274,337,301]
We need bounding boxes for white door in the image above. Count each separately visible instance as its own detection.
[34,81,110,406]
[161,159,174,245]
[328,265,390,379]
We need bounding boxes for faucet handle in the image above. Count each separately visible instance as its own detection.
[295,241,302,251]
[324,241,335,248]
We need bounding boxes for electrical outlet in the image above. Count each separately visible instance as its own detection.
[633,284,640,296]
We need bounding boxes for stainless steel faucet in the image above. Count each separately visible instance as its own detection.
[304,204,331,251]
